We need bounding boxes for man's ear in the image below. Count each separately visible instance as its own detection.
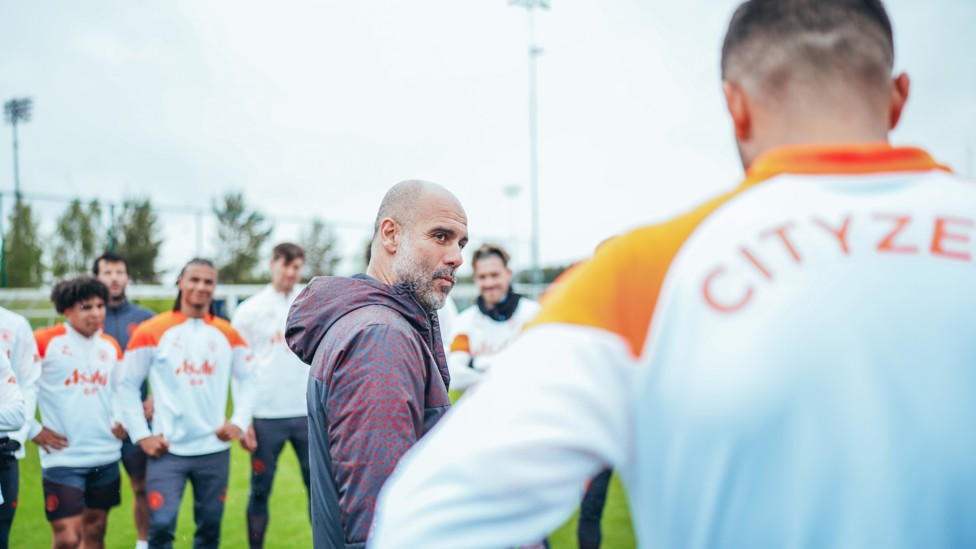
[379,218,401,253]
[723,81,752,142]
[889,72,910,130]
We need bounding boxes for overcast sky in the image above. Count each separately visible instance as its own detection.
[2,0,974,279]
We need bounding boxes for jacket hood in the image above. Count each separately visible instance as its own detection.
[286,274,437,365]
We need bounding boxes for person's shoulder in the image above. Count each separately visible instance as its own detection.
[205,315,248,348]
[332,305,420,345]
[128,311,183,350]
[34,324,68,358]
[98,333,124,360]
[529,190,742,357]
[0,306,32,332]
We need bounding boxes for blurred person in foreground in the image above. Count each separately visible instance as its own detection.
[93,251,155,549]
[0,303,40,549]
[286,179,467,548]
[372,1,976,547]
[231,243,311,548]
[117,258,256,549]
[33,278,125,549]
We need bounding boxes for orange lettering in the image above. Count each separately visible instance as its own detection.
[931,217,974,261]
[702,266,753,313]
[813,216,851,255]
[875,214,918,254]
[740,247,773,280]
[761,222,802,263]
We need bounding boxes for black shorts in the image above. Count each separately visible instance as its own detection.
[41,462,121,521]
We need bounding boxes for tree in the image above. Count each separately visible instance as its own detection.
[51,199,103,278]
[300,218,341,280]
[114,197,163,283]
[213,191,273,283]
[4,195,43,287]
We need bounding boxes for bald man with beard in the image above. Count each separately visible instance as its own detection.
[286,180,468,549]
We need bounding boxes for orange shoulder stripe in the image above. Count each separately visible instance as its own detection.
[127,311,183,351]
[450,334,471,353]
[100,333,124,359]
[529,189,747,357]
[206,316,247,348]
[34,324,68,359]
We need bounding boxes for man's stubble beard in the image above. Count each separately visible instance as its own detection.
[393,235,454,313]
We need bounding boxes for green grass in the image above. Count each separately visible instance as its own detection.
[10,443,313,548]
[11,443,635,548]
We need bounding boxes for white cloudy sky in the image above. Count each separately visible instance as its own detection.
[1,0,974,279]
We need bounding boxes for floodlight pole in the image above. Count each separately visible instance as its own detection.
[4,98,33,197]
[509,0,547,292]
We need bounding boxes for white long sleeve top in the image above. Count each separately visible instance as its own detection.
[231,285,308,419]
[0,306,41,459]
[33,323,123,469]
[118,311,256,456]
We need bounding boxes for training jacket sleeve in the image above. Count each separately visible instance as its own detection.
[328,322,429,547]
[118,338,155,443]
[0,354,25,432]
[447,322,483,391]
[228,343,256,433]
[10,317,40,443]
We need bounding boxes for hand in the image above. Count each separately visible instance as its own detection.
[111,422,128,441]
[238,424,258,453]
[33,427,69,454]
[143,395,155,422]
[137,434,169,458]
[215,421,242,442]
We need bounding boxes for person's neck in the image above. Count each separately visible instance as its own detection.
[181,303,208,319]
[108,294,126,308]
[271,281,293,296]
[746,112,890,168]
[366,261,397,286]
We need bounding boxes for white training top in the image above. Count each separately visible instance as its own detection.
[33,323,123,469]
[0,353,25,435]
[118,311,257,457]
[232,285,309,419]
[0,306,41,460]
[372,145,976,548]
[446,297,541,391]
[0,353,23,506]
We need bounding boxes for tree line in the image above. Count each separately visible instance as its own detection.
[2,191,341,287]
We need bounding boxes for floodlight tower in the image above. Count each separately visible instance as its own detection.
[509,0,548,292]
[4,98,33,196]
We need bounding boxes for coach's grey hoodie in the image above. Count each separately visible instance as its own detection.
[286,274,451,549]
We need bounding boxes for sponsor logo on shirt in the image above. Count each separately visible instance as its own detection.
[175,359,217,386]
[63,369,109,395]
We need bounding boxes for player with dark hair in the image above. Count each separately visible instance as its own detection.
[117,258,256,549]
[33,277,125,549]
[231,243,311,548]
[93,251,155,549]
[373,1,976,546]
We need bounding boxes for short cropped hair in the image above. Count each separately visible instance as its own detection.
[92,251,128,276]
[51,276,109,314]
[372,180,431,242]
[721,0,895,100]
[472,244,511,268]
[272,243,306,264]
